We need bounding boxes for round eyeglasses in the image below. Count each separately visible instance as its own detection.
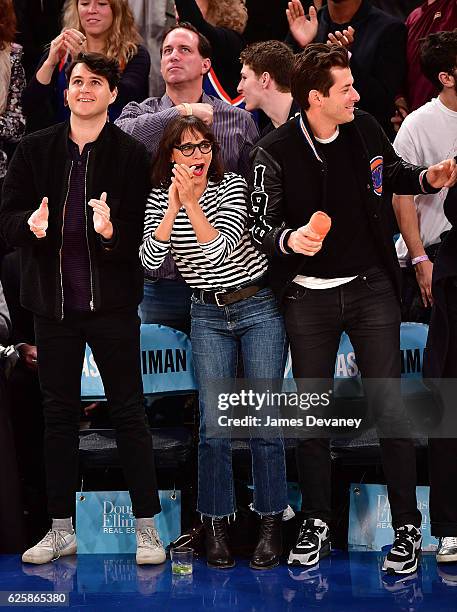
[173,141,213,156]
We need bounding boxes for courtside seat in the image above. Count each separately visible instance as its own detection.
[233,323,432,472]
[78,324,197,495]
[79,427,193,472]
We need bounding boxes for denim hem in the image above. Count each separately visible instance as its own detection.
[199,511,236,520]
[252,506,287,517]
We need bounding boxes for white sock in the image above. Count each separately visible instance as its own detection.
[52,517,73,532]
[136,517,154,531]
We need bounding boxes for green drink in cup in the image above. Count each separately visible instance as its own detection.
[171,547,193,575]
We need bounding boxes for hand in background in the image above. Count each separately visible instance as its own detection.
[328,26,355,48]
[414,260,434,307]
[17,343,38,371]
[286,1,318,48]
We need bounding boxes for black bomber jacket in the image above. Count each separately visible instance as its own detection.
[248,109,438,304]
[0,121,151,320]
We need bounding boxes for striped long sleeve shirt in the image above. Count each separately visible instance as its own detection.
[140,173,268,289]
[116,92,259,281]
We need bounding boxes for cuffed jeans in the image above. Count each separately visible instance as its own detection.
[284,267,421,529]
[34,309,161,519]
[191,288,288,518]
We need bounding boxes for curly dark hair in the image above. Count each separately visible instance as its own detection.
[152,116,224,188]
[420,31,457,91]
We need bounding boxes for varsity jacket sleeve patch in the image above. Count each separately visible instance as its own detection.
[247,146,293,257]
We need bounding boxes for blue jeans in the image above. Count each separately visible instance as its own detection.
[139,279,192,334]
[191,287,288,517]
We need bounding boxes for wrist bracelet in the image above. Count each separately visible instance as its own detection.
[182,102,193,116]
[411,254,429,266]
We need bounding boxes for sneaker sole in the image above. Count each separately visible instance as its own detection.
[382,550,421,575]
[288,541,331,567]
[437,552,457,563]
[22,543,77,565]
[136,552,166,565]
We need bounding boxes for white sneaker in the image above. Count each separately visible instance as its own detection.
[136,526,166,565]
[22,530,77,565]
[436,537,457,563]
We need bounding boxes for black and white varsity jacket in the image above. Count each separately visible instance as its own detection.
[248,109,438,304]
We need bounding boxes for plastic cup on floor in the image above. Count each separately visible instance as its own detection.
[171,547,193,575]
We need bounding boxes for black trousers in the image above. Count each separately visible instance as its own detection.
[0,367,26,552]
[283,267,421,529]
[429,282,457,537]
[34,308,161,519]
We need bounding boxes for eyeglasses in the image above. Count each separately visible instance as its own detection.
[173,141,213,156]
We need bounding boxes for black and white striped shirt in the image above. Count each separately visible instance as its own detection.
[140,173,268,289]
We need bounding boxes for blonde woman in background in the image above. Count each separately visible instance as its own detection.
[175,0,247,104]
[23,0,150,132]
[0,0,26,192]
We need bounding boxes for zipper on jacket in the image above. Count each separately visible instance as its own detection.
[84,150,95,311]
[59,162,73,320]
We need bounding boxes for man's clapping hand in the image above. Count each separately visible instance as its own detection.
[28,197,49,238]
[88,192,113,240]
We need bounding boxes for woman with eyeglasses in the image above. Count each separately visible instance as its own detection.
[140,115,288,570]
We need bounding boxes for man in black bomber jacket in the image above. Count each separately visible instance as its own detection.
[0,53,165,567]
[248,44,457,575]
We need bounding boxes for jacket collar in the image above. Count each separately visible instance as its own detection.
[61,120,111,157]
[161,91,213,108]
[320,0,371,29]
[297,111,324,164]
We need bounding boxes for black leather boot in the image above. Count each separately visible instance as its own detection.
[203,516,235,569]
[250,512,283,570]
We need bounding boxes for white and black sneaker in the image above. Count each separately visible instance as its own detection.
[436,537,457,563]
[288,518,330,567]
[382,525,422,574]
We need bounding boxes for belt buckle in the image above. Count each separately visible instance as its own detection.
[215,290,226,307]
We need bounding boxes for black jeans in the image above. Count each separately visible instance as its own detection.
[429,282,457,537]
[283,267,421,529]
[34,308,161,519]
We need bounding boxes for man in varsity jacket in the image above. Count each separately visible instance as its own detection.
[0,53,164,566]
[248,43,457,574]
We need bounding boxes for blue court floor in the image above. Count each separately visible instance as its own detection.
[0,551,456,611]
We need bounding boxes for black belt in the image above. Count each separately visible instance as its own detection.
[193,276,268,307]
